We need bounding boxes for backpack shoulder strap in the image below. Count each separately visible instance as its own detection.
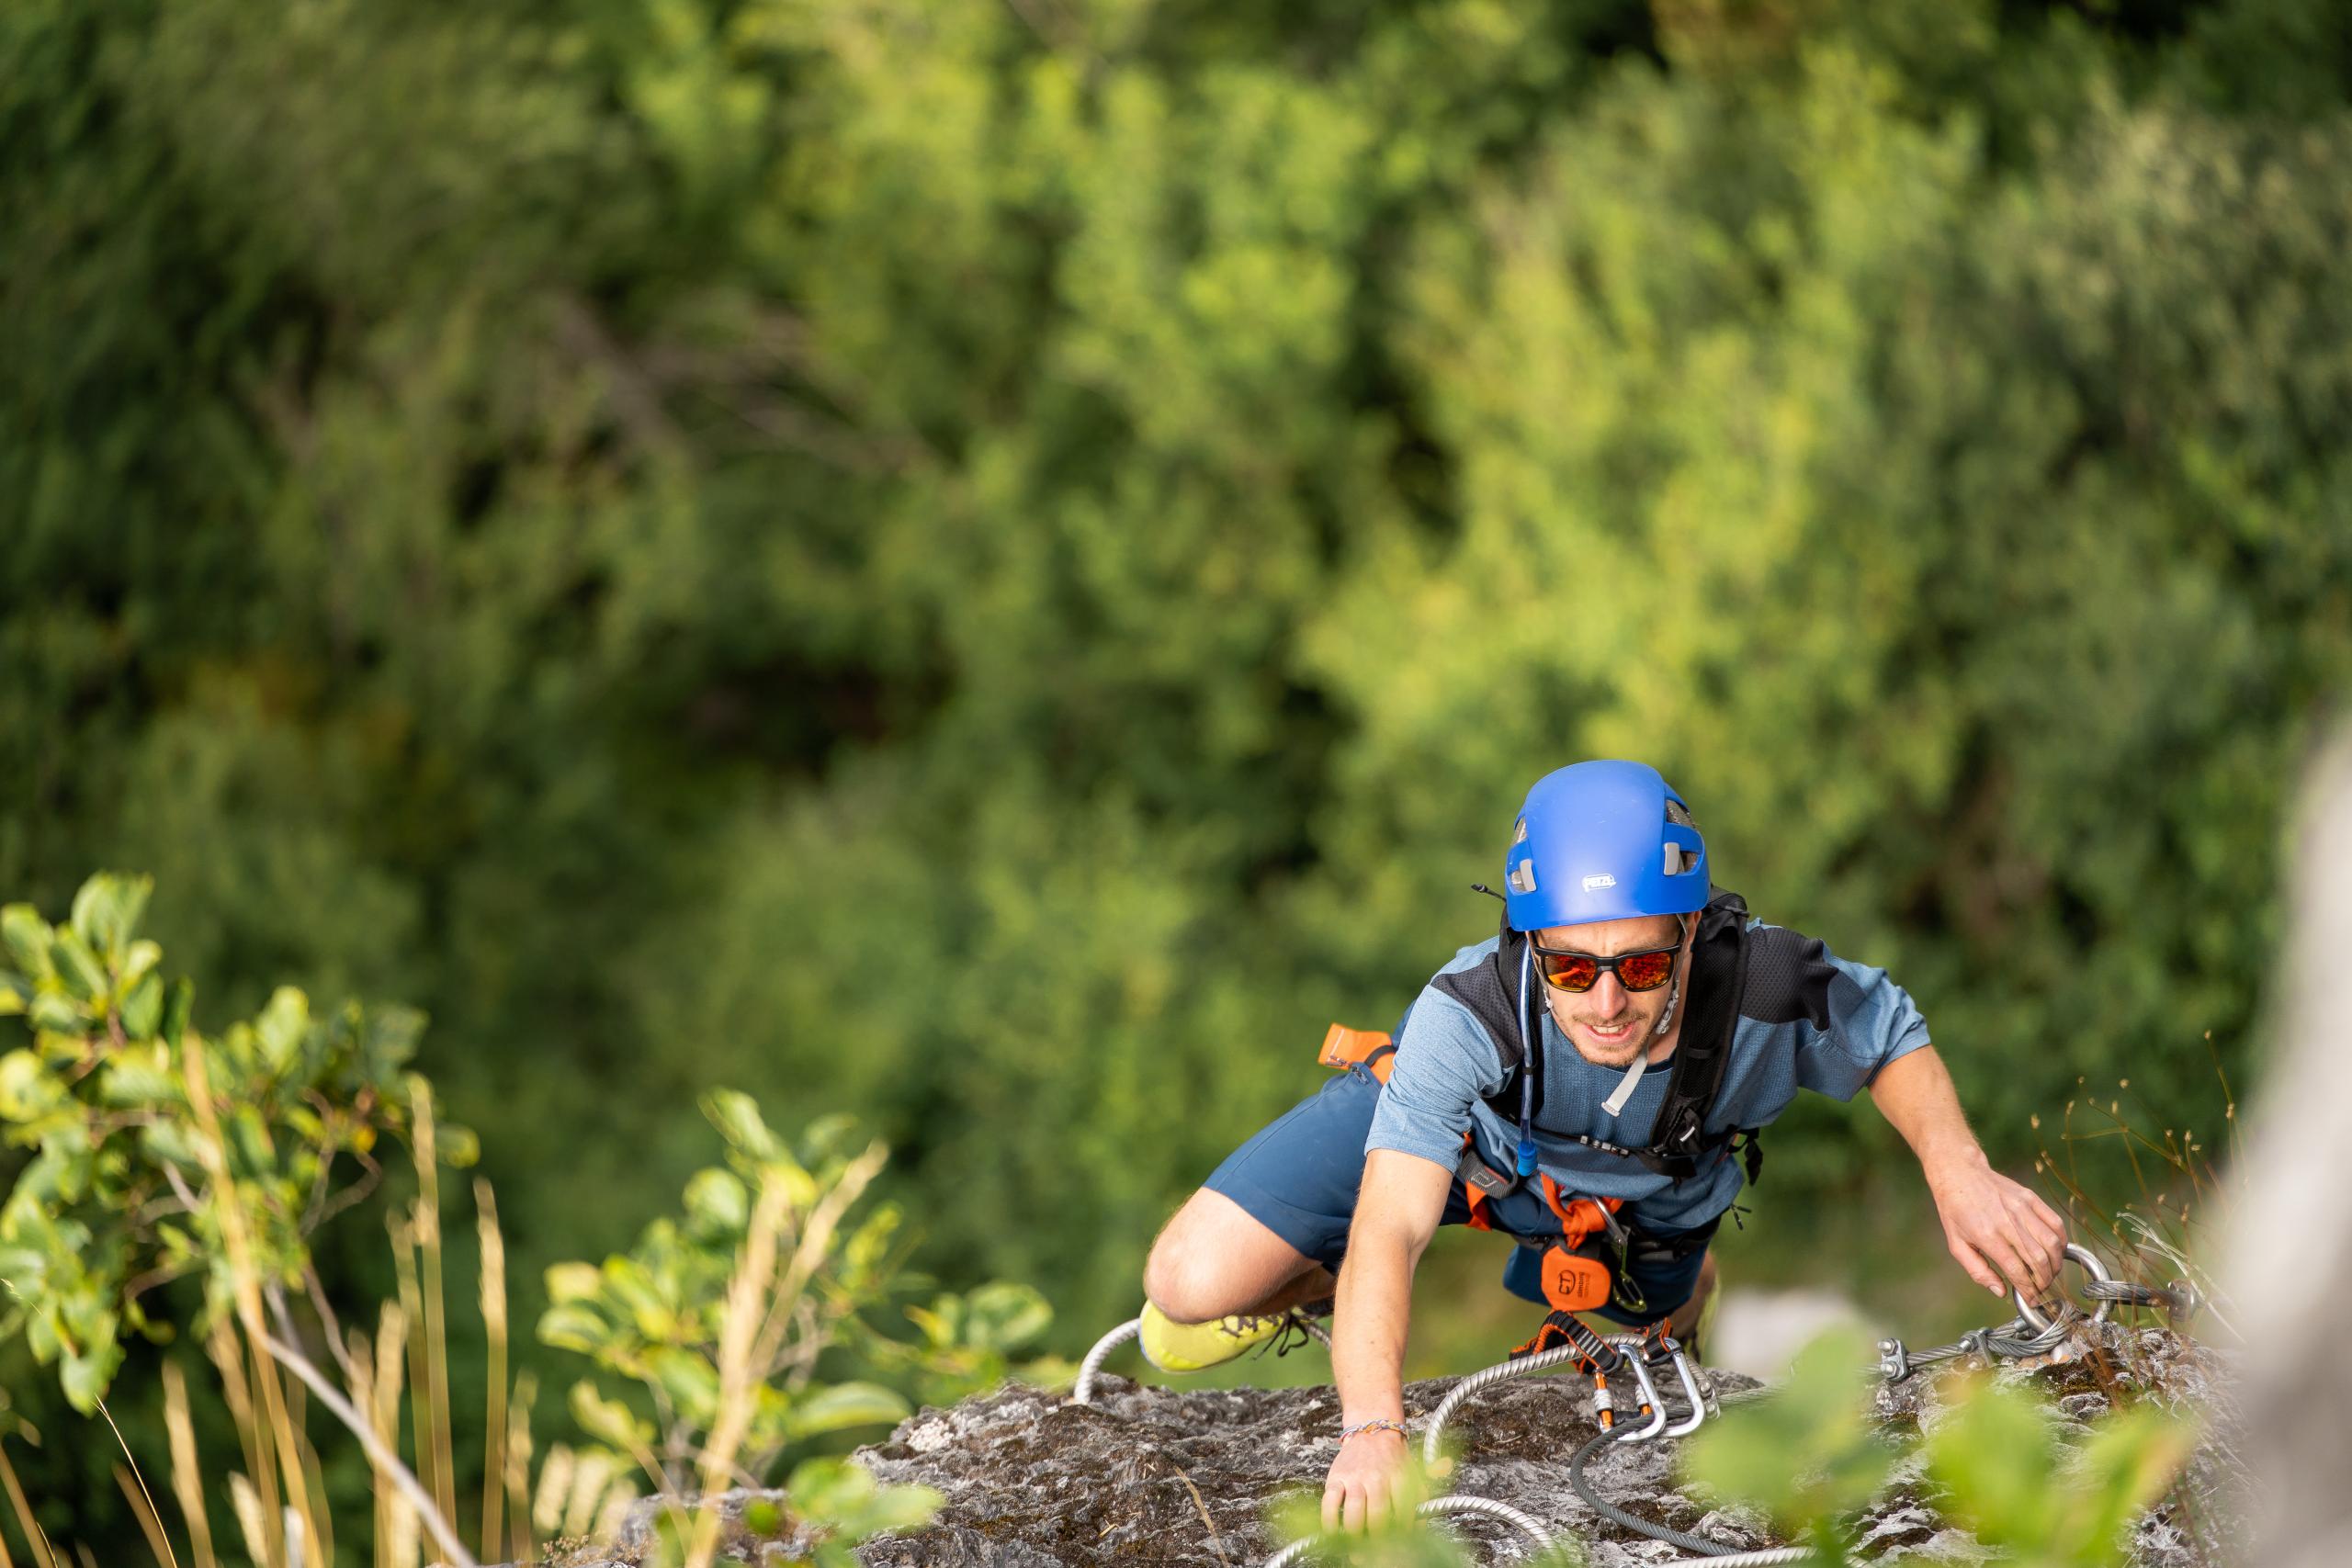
[1640,888,1750,1179]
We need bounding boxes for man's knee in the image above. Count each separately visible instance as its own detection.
[1143,1189,1316,1323]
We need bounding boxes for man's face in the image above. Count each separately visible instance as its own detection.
[1534,913,1690,1069]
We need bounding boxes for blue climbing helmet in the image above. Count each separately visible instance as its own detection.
[1502,761,1708,932]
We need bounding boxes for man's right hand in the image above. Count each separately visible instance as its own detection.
[1322,1426,1411,1532]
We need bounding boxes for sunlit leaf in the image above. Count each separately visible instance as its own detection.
[786,1381,910,1438]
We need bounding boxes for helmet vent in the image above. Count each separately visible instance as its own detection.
[1508,861,1538,894]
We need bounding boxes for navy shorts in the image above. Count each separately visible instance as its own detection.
[1204,1066,1713,1326]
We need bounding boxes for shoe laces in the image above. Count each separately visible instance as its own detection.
[1249,1308,1326,1360]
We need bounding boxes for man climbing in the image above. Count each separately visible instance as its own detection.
[1136,760,2070,1531]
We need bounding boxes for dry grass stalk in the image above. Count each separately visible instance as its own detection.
[533,1445,576,1539]
[162,1359,220,1568]
[111,1466,175,1568]
[202,1322,269,1539]
[0,1440,58,1568]
[389,1209,435,1550]
[408,1087,460,1538]
[504,1372,539,1565]
[682,1172,794,1568]
[98,1400,177,1568]
[228,1475,269,1567]
[477,1179,509,1562]
[181,1029,317,1566]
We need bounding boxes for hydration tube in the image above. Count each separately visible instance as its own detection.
[1514,941,1539,1176]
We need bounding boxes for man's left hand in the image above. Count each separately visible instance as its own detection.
[1927,1158,2067,1302]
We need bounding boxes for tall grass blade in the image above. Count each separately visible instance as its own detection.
[409,1087,459,1539]
[533,1446,573,1540]
[227,1476,269,1568]
[476,1179,508,1562]
[110,1464,175,1568]
[99,1399,179,1568]
[390,1210,435,1550]
[161,1359,219,1568]
[0,1439,58,1568]
[504,1371,538,1565]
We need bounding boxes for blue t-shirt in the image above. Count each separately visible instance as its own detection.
[1365,921,1932,1233]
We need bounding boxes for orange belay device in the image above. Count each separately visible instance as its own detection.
[1317,1022,1625,1316]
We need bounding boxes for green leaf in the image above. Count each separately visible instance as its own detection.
[0,908,52,980]
[69,874,149,964]
[98,1045,179,1108]
[0,972,28,1017]
[648,1347,721,1418]
[682,1168,749,1235]
[2058,1404,2197,1566]
[1922,1375,2065,1550]
[59,1330,124,1414]
[118,940,162,990]
[701,1089,784,1162]
[253,987,311,1075]
[568,1380,655,1451]
[0,1245,49,1293]
[137,1120,204,1170]
[436,1122,480,1168]
[537,1303,611,1357]
[786,1458,940,1541]
[28,990,85,1036]
[1682,1325,1893,1538]
[118,971,164,1041]
[545,1262,604,1304]
[786,1381,910,1438]
[49,931,108,1005]
[0,1052,62,1123]
[160,978,193,1051]
[961,1282,1053,1351]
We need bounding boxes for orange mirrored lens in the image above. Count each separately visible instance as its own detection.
[1535,953,1599,991]
[1615,950,1676,989]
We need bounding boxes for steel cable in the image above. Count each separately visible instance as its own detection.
[1258,1493,1556,1566]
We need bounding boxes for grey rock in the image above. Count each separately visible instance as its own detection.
[841,1317,2229,1565]
[536,1319,2229,1566]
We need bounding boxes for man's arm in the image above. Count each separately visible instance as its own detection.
[1866,1044,2067,1300]
[1321,1148,1453,1534]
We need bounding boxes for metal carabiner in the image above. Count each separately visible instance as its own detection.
[1659,1348,1709,1437]
[1607,1341,1668,1442]
[2013,1242,2115,1336]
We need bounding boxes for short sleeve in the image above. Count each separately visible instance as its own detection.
[1363,990,1509,1172]
[1736,922,1931,1100]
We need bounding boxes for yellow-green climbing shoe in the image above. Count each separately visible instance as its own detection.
[1137,1302,1305,1373]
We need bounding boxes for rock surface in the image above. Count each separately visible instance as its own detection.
[533,1319,2232,1566]
[844,1319,2231,1566]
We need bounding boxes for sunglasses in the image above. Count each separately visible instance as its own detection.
[1529,935,1681,994]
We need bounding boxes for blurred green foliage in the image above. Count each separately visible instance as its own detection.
[541,1089,1063,1488]
[5,0,2348,1550]
[0,874,461,1414]
[1681,1325,1894,1552]
[1684,1330,2195,1566]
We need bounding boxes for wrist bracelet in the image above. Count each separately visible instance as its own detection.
[1340,1418,1408,1443]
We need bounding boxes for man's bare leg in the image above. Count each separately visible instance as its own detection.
[1144,1188,1339,1324]
[1663,1253,1719,1345]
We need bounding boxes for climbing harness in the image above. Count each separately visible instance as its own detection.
[1319,1018,1717,1318]
[1069,1239,2201,1565]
